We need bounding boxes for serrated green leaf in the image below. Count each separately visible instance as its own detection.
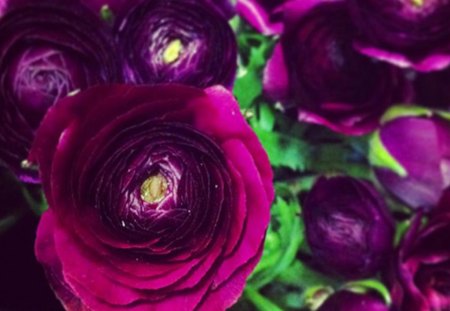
[234,32,275,108]
[250,197,303,289]
[369,132,407,177]
[253,126,311,171]
[233,69,262,109]
[343,279,392,306]
[259,103,275,131]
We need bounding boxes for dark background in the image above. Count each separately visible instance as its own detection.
[0,215,63,311]
[0,168,62,310]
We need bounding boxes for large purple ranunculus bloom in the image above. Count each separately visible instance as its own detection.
[31,84,274,311]
[349,0,450,71]
[264,0,408,135]
[115,0,237,88]
[391,209,450,311]
[303,176,394,279]
[318,290,389,311]
[0,2,121,182]
[371,111,450,211]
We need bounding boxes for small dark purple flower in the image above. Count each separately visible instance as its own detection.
[318,290,389,311]
[392,211,450,311]
[349,0,450,71]
[303,176,395,279]
[371,109,450,211]
[264,0,408,135]
[115,0,237,88]
[0,2,122,182]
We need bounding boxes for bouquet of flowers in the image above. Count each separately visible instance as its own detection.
[0,0,449,310]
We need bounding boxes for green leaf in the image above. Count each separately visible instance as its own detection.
[244,287,283,311]
[252,126,312,171]
[233,66,262,109]
[368,132,407,177]
[343,279,392,306]
[309,143,372,179]
[0,211,23,235]
[259,103,276,131]
[381,105,432,124]
[394,219,412,246]
[277,260,340,289]
[233,32,275,108]
[250,197,303,289]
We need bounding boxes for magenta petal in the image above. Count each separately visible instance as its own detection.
[203,86,274,201]
[212,140,270,286]
[35,211,84,311]
[32,84,273,310]
[198,246,263,310]
[298,109,378,136]
[236,0,283,34]
[355,42,450,72]
[263,43,289,101]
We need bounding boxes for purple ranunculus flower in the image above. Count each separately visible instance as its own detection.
[349,0,450,72]
[303,176,395,279]
[0,2,122,183]
[31,84,274,311]
[115,0,237,88]
[371,110,450,211]
[391,210,450,311]
[318,290,390,311]
[264,0,408,135]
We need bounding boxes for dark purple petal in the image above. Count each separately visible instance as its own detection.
[265,1,408,135]
[303,176,394,279]
[115,0,237,88]
[318,291,389,311]
[393,213,450,311]
[374,115,450,210]
[349,0,450,71]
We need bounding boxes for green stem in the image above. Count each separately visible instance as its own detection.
[245,286,283,311]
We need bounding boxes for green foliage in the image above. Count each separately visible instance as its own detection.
[233,25,275,109]
[249,195,303,289]
[232,17,415,311]
[343,279,392,306]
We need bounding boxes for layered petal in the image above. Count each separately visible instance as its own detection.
[115,0,237,88]
[303,176,394,279]
[33,84,273,310]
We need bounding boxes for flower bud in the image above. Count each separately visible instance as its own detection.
[304,176,394,279]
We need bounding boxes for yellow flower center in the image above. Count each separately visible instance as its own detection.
[163,39,183,64]
[140,173,168,204]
